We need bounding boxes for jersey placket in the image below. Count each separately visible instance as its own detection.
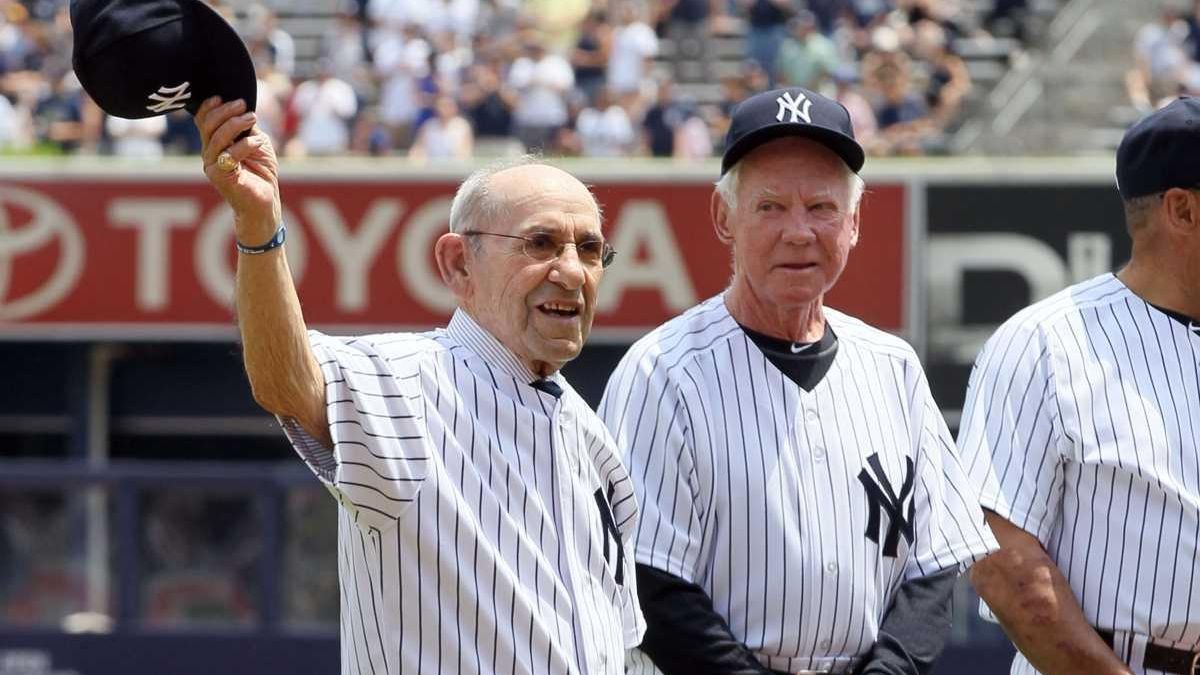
[547,397,603,675]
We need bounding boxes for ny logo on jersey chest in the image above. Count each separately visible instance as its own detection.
[858,454,915,558]
[592,483,626,585]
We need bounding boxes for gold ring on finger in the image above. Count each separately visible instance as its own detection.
[216,152,238,172]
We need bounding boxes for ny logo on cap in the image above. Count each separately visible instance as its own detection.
[775,91,813,124]
[146,82,192,113]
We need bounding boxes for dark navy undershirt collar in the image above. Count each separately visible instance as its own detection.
[737,321,839,392]
[1149,302,1200,335]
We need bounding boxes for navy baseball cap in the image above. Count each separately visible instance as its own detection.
[70,0,256,120]
[1116,96,1200,199]
[721,87,864,176]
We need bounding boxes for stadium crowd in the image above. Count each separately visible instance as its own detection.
[1126,0,1200,113]
[0,0,1029,160]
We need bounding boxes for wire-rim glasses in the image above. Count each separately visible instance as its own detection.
[460,230,617,269]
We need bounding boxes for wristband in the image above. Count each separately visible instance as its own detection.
[236,223,286,255]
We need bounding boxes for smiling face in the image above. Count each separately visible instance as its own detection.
[714,136,860,323]
[447,164,605,376]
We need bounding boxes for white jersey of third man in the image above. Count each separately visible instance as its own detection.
[282,310,644,675]
[600,293,998,674]
[959,273,1200,675]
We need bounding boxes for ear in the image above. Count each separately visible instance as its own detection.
[1163,188,1200,236]
[435,233,472,299]
[711,189,734,245]
[848,206,861,249]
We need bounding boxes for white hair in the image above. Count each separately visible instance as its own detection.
[448,155,602,236]
[714,159,866,214]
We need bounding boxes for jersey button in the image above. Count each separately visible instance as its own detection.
[812,446,826,461]
[819,638,832,651]
[825,561,838,574]
[805,409,818,423]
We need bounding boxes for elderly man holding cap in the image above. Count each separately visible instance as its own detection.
[962,98,1200,675]
[599,87,998,675]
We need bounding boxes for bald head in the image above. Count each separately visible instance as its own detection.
[449,158,601,237]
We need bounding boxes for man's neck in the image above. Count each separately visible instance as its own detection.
[1117,256,1200,319]
[724,283,825,343]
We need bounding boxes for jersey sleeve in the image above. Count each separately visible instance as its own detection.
[904,362,999,579]
[599,346,709,585]
[957,316,1066,546]
[280,330,433,531]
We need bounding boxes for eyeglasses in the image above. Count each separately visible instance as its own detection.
[461,230,617,269]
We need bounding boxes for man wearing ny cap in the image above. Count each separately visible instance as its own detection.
[962,98,1200,675]
[599,86,997,675]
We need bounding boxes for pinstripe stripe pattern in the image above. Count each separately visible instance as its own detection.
[282,310,645,675]
[960,273,1200,675]
[600,294,997,674]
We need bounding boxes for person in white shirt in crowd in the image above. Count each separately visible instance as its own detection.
[509,40,574,152]
[106,114,166,159]
[244,3,295,78]
[409,94,473,160]
[290,59,358,156]
[374,22,430,149]
[575,87,635,157]
[367,0,431,33]
[422,0,479,43]
[606,0,658,96]
[321,1,371,98]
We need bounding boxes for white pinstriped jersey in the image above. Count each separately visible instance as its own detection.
[282,310,644,675]
[960,273,1200,675]
[600,294,998,674]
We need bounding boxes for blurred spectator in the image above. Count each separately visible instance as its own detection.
[1127,1,1198,112]
[576,87,635,156]
[32,70,84,153]
[775,11,840,89]
[460,62,518,153]
[321,2,372,98]
[350,104,394,155]
[740,0,795,81]
[409,94,473,159]
[983,0,1028,41]
[244,3,296,77]
[508,40,573,151]
[162,110,202,155]
[374,23,431,149]
[289,61,358,156]
[673,103,714,160]
[913,19,970,126]
[571,9,611,104]
[0,91,28,150]
[105,114,166,159]
[867,48,932,155]
[423,0,480,43]
[523,0,591,53]
[607,1,659,96]
[831,64,877,147]
[642,78,685,157]
[661,0,715,80]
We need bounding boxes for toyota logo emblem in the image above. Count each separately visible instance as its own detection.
[0,185,84,321]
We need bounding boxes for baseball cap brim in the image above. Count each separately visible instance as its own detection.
[721,122,865,175]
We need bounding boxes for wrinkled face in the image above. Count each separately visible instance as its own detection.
[715,137,860,310]
[462,165,605,374]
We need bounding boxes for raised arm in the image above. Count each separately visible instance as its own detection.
[195,96,329,446]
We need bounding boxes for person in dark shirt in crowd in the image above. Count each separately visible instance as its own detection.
[571,9,611,105]
[460,62,516,141]
[740,0,795,81]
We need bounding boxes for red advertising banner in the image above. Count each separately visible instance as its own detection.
[0,174,907,340]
